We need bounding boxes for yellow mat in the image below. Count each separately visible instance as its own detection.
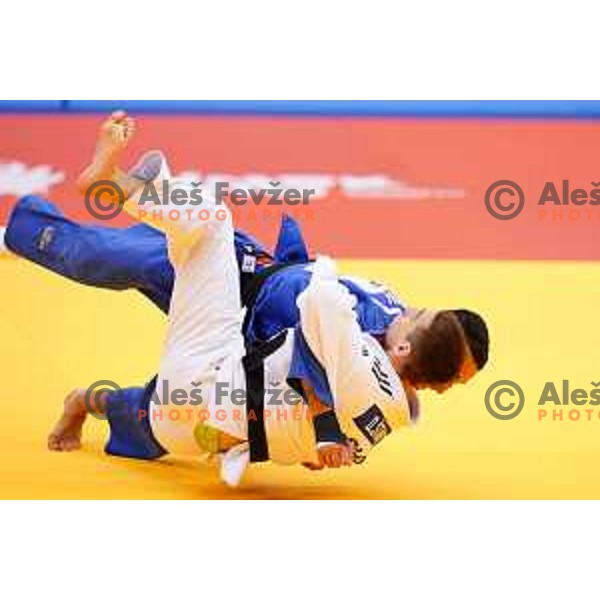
[1,257,599,499]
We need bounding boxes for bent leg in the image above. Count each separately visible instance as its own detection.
[123,152,248,446]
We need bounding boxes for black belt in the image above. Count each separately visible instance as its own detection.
[242,330,288,463]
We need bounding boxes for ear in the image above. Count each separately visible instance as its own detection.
[394,340,412,358]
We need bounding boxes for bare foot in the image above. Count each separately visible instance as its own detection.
[48,388,89,452]
[77,110,136,193]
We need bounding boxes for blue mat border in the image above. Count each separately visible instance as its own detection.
[1,100,600,118]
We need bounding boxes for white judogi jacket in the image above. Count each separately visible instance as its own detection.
[123,154,413,479]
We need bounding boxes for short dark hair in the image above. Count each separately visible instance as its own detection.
[452,309,489,370]
[404,311,465,385]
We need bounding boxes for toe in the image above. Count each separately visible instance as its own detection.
[48,435,62,451]
[63,438,81,452]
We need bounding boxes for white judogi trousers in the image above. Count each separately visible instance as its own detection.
[125,155,249,451]
[123,155,317,465]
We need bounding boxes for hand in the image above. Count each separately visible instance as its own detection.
[316,442,353,469]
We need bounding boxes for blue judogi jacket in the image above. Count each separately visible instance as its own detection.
[6,195,406,408]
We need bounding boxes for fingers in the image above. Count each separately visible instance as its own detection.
[317,443,353,469]
[340,445,353,466]
[323,449,338,468]
[302,461,324,471]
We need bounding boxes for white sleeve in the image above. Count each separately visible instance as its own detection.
[297,258,400,417]
[298,259,410,463]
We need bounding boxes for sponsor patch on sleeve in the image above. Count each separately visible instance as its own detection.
[353,404,391,446]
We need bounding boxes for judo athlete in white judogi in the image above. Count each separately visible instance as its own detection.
[120,151,413,484]
[44,149,416,486]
